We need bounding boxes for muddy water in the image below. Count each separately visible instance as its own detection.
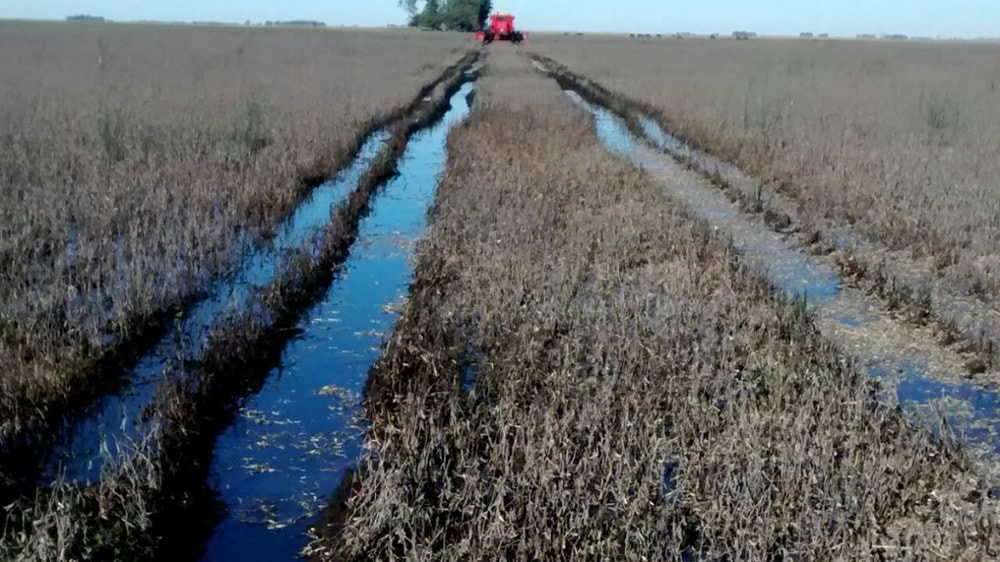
[637,116,1000,369]
[566,90,1000,462]
[44,131,392,484]
[196,81,475,562]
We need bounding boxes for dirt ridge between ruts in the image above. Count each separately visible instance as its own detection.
[0,49,482,509]
[307,50,999,562]
[530,52,1000,379]
[0,53,480,562]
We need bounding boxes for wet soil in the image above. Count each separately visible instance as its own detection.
[561,79,1000,465]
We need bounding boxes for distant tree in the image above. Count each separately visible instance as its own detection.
[440,0,482,31]
[66,14,105,22]
[403,0,491,31]
[410,0,441,28]
[399,0,419,17]
[478,0,492,29]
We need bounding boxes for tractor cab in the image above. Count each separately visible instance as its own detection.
[476,12,525,44]
[491,13,514,35]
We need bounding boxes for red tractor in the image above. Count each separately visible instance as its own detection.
[475,12,525,44]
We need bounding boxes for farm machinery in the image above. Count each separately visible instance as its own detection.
[475,12,525,44]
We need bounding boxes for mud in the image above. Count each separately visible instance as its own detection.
[197,80,475,562]
[562,81,1000,464]
[0,52,481,562]
[40,52,482,487]
[44,130,393,486]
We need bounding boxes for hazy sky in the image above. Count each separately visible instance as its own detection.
[2,0,996,38]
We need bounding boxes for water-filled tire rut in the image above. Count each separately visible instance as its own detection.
[532,54,1000,466]
[304,51,998,561]
[1,53,481,562]
[0,52,483,510]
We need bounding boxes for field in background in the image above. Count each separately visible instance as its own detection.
[532,35,1000,303]
[0,21,468,442]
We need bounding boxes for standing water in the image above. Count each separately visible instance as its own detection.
[566,89,1000,462]
[197,81,475,561]
[45,130,394,484]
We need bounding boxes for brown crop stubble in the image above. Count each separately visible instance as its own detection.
[0,21,470,463]
[529,36,1000,328]
[0,56,480,561]
[309,51,1000,561]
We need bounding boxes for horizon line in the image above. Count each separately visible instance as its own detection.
[3,16,999,42]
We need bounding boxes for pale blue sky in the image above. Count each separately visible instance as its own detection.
[2,0,996,38]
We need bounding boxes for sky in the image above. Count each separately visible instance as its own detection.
[2,0,997,38]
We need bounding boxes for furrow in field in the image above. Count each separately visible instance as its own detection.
[198,76,477,562]
[0,48,481,507]
[0,55,481,562]
[39,50,479,490]
[533,53,1000,465]
[531,53,1000,377]
[526,39,1000,376]
[307,50,999,562]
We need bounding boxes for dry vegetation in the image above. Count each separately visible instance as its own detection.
[0,21,469,457]
[0,43,477,560]
[309,51,1000,561]
[530,35,1000,306]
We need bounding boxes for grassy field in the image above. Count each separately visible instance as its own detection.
[0,21,468,454]
[530,35,1000,307]
[309,50,999,561]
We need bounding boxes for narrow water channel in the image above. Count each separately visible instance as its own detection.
[44,131,394,485]
[197,81,475,562]
[566,89,1000,462]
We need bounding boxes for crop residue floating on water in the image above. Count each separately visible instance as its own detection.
[198,79,476,562]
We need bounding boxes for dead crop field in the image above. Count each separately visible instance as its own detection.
[6,21,1000,561]
[0,21,467,464]
[531,35,1000,323]
[309,50,1000,561]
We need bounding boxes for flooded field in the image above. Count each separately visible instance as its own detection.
[0,30,478,557]
[199,80,474,561]
[46,130,393,485]
[5,23,1000,561]
[561,78,1000,464]
[315,50,1000,562]
[0,24,471,491]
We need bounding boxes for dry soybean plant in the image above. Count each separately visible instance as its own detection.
[310,51,1000,561]
[530,35,1000,307]
[0,21,469,454]
[0,51,479,561]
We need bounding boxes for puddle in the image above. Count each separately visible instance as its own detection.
[197,81,475,562]
[567,89,1000,462]
[636,111,1000,372]
[868,360,1000,459]
[566,90,635,156]
[637,115,743,185]
[639,116,690,158]
[833,315,866,328]
[570,91,842,306]
[44,130,393,484]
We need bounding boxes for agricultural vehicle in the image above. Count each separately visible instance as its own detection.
[475,13,525,44]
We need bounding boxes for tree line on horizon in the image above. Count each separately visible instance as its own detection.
[399,0,493,32]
